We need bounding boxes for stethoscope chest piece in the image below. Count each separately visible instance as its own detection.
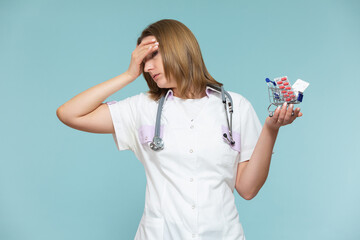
[150,136,164,151]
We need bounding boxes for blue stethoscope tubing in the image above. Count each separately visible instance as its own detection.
[150,84,235,151]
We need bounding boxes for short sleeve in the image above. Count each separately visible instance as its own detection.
[106,94,140,151]
[238,98,262,163]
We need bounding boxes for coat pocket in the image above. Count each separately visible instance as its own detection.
[221,125,241,153]
[220,125,241,166]
[138,125,164,146]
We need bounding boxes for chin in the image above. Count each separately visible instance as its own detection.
[154,77,175,89]
[156,81,169,89]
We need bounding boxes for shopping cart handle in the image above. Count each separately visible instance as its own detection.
[265,78,276,87]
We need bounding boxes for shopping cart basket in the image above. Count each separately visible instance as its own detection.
[265,76,308,117]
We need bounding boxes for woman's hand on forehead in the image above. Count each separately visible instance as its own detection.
[127,37,159,80]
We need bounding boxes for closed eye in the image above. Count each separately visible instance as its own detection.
[152,50,158,58]
[142,50,159,64]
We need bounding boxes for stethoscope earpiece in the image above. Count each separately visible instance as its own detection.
[223,133,235,146]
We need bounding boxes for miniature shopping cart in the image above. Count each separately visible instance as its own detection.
[265,76,309,117]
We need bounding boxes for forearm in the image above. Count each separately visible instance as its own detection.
[236,125,279,199]
[57,71,134,119]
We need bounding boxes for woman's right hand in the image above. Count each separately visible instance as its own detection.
[126,38,159,80]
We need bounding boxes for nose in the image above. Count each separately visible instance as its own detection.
[144,59,154,73]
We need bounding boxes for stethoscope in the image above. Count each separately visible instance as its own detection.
[150,84,235,151]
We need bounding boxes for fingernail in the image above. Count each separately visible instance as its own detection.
[152,38,156,41]
[155,42,159,45]
[290,104,293,109]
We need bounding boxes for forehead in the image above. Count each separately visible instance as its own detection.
[141,35,157,44]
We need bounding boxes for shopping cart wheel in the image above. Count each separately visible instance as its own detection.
[268,104,276,117]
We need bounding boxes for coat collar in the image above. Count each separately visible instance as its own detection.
[164,85,222,101]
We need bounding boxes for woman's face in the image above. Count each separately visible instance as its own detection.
[142,35,178,92]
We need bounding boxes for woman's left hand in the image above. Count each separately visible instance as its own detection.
[265,102,303,131]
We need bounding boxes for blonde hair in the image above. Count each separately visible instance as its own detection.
[137,19,222,101]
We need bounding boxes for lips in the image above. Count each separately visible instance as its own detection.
[152,73,160,80]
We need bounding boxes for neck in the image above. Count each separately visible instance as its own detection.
[173,89,207,99]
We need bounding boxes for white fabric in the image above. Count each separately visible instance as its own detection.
[106,86,262,240]
[172,95,208,120]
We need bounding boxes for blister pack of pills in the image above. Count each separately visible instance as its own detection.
[274,76,296,102]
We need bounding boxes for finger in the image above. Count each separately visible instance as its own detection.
[140,43,159,62]
[137,37,157,47]
[297,109,303,117]
[289,107,299,122]
[294,107,301,117]
[139,42,159,56]
[137,41,159,55]
[277,102,287,125]
[271,106,281,123]
[293,107,302,117]
[134,42,159,64]
[291,106,305,122]
[284,103,294,124]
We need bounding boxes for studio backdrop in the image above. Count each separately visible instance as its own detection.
[0,0,359,239]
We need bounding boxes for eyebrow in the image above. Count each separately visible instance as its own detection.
[142,50,159,63]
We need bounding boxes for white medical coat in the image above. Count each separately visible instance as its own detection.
[106,86,262,240]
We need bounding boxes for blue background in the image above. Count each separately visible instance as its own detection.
[1,0,359,239]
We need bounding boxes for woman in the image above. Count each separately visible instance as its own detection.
[56,19,302,240]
